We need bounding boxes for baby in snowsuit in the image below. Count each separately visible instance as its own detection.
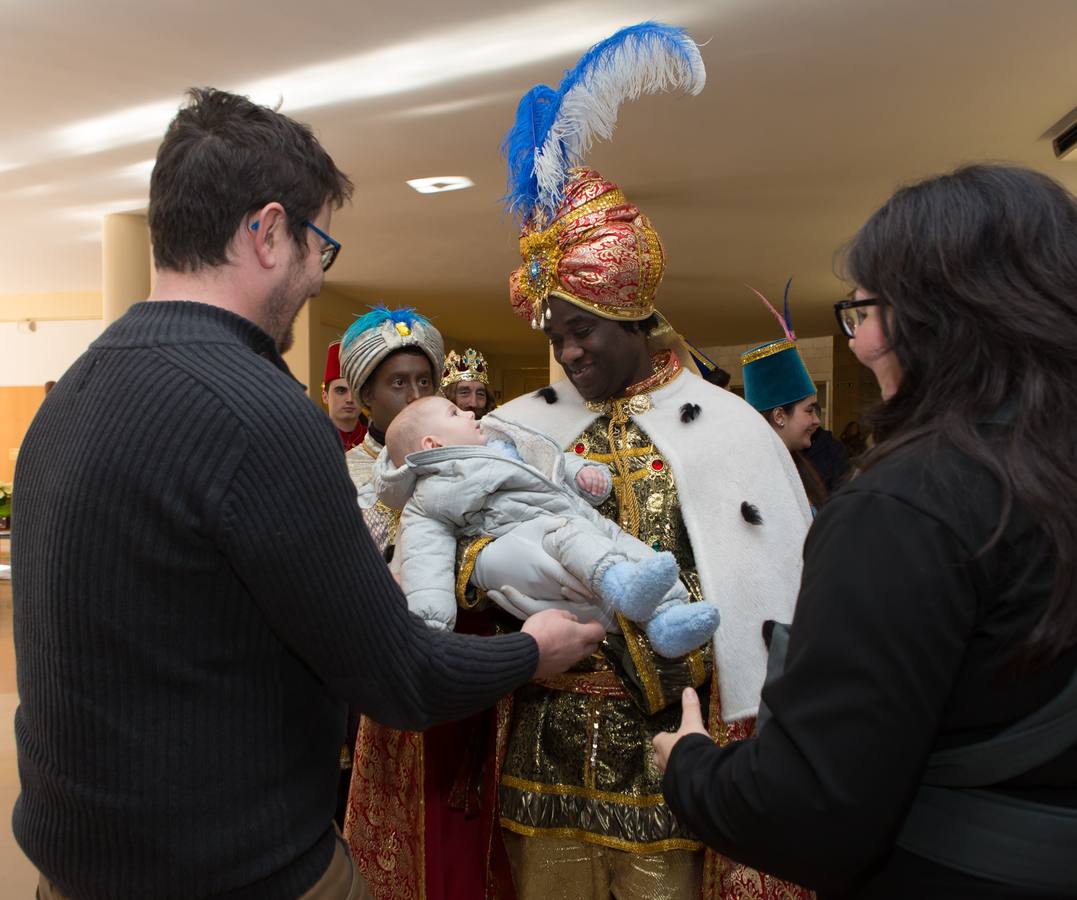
[376,396,719,658]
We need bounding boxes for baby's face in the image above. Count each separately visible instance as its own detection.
[426,397,487,448]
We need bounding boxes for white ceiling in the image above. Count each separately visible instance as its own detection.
[3,0,1077,355]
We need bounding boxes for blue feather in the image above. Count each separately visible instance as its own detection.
[342,305,432,350]
[783,278,795,335]
[502,85,559,221]
[502,21,704,224]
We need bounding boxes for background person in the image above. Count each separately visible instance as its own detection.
[338,306,442,549]
[338,313,535,899]
[740,285,828,510]
[802,426,850,494]
[657,164,1077,899]
[322,340,366,451]
[441,347,497,418]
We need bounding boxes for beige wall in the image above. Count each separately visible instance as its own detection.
[0,292,105,483]
[0,387,46,483]
[0,292,101,322]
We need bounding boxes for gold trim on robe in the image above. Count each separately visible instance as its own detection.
[499,354,815,900]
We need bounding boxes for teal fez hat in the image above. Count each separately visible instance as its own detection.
[739,279,816,412]
[741,339,815,411]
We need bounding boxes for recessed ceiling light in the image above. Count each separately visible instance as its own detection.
[406,176,474,194]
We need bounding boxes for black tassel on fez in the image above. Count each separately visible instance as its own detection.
[741,502,763,525]
[536,386,558,404]
[679,403,701,423]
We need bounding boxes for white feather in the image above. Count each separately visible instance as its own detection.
[534,32,705,214]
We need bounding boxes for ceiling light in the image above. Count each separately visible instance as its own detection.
[407,176,474,194]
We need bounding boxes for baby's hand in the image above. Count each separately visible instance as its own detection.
[576,465,610,497]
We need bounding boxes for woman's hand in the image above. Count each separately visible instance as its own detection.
[653,688,709,773]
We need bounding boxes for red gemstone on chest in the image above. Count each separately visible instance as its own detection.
[574,443,586,454]
[651,459,664,471]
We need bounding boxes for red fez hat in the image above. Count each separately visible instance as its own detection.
[322,341,342,393]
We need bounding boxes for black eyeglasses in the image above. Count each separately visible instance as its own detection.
[833,298,879,338]
[303,220,342,272]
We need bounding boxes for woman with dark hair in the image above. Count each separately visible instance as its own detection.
[655,164,1077,898]
[756,394,826,511]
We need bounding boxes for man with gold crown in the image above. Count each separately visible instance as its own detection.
[457,23,815,900]
[442,347,498,419]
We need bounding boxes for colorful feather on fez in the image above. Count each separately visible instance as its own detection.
[746,278,797,343]
[503,21,706,223]
[342,306,432,347]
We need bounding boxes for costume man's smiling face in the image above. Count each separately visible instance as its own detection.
[543,296,653,402]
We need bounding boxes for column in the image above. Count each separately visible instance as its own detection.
[102,213,151,324]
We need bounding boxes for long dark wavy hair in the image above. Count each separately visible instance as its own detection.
[844,164,1077,665]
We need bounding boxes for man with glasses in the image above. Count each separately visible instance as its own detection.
[11,87,604,900]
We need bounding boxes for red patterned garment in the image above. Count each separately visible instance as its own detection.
[337,422,367,453]
[344,610,516,900]
[702,684,814,900]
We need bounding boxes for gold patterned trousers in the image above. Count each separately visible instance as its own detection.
[504,831,701,900]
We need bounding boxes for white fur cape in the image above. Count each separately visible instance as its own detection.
[488,371,811,721]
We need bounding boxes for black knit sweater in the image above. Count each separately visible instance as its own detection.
[11,301,538,900]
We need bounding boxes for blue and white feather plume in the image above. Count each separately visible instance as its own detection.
[503,21,706,224]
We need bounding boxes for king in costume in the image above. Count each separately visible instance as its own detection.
[462,23,816,900]
[338,308,516,900]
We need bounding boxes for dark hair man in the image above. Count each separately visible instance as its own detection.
[11,88,602,900]
[322,341,366,451]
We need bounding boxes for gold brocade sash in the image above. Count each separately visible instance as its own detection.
[533,670,631,698]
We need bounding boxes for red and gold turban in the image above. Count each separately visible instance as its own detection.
[509,167,664,328]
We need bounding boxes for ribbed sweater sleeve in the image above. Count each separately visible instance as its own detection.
[205,349,537,729]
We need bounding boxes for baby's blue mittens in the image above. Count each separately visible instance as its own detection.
[599,552,679,620]
[647,603,721,659]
